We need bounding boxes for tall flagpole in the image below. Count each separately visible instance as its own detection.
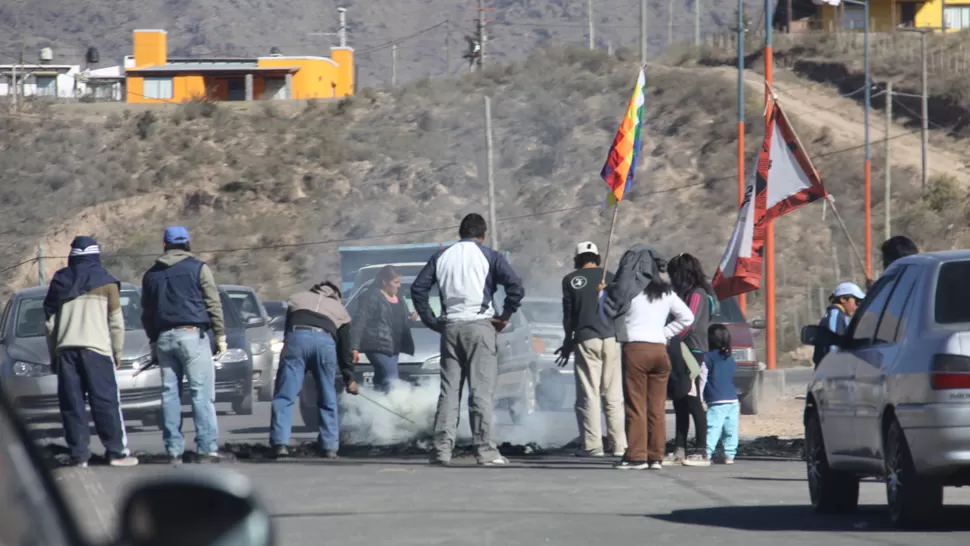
[764,0,776,372]
[602,204,620,285]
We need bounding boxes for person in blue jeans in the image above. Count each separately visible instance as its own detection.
[685,323,739,466]
[351,265,417,393]
[141,226,228,465]
[270,281,358,459]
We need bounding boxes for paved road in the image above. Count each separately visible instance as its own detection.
[55,457,970,545]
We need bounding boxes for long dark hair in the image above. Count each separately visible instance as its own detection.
[669,253,713,299]
[644,263,673,302]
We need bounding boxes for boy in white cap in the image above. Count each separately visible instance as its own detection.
[812,282,865,368]
[557,241,626,457]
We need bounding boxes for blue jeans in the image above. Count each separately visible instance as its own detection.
[270,331,339,451]
[705,401,740,459]
[157,328,218,456]
[366,352,399,393]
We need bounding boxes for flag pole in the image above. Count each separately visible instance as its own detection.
[601,202,620,285]
[826,196,868,282]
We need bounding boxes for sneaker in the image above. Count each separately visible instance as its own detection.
[682,455,711,467]
[321,450,339,460]
[479,455,509,466]
[273,445,289,459]
[109,455,139,468]
[614,460,650,470]
[70,460,89,468]
[169,455,183,467]
[724,458,735,465]
[198,451,235,464]
[574,448,606,458]
[664,452,685,466]
[648,461,663,470]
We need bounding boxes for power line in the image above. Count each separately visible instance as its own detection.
[357,21,449,55]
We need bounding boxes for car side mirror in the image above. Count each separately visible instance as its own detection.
[748,317,767,330]
[118,471,274,546]
[246,316,264,326]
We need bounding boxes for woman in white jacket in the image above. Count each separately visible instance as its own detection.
[603,267,694,470]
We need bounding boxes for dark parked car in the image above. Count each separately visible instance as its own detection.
[221,285,275,402]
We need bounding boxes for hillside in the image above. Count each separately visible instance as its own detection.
[3,44,966,359]
[0,0,761,88]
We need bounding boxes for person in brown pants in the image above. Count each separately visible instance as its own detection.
[622,342,671,466]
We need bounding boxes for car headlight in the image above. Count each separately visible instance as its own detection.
[422,355,440,371]
[250,341,269,355]
[271,339,284,354]
[12,361,52,378]
[122,354,153,370]
[732,348,757,362]
[218,348,249,364]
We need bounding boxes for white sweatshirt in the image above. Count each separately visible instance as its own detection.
[605,291,695,344]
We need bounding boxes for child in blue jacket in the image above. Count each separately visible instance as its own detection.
[685,323,738,466]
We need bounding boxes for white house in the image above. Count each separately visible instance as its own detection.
[0,62,127,101]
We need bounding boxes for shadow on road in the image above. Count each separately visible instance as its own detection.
[649,504,970,532]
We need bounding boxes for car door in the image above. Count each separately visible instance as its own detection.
[823,272,898,461]
[854,265,921,464]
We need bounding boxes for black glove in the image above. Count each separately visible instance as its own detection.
[554,341,574,368]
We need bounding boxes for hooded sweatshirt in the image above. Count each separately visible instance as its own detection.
[285,284,355,384]
[140,249,225,343]
[602,244,667,320]
[43,236,124,362]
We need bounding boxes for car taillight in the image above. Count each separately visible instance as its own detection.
[930,354,970,390]
[532,337,546,354]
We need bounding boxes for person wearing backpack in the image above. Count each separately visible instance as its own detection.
[666,253,715,466]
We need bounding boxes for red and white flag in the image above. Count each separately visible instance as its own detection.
[713,98,829,300]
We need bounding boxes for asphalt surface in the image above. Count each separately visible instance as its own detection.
[55,455,970,545]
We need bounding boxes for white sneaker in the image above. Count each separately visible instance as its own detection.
[109,456,139,467]
[479,455,509,466]
[614,460,650,470]
[648,462,663,470]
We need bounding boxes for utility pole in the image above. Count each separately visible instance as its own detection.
[484,95,498,250]
[640,0,648,64]
[445,19,451,75]
[477,0,487,70]
[667,0,674,44]
[587,0,595,49]
[11,62,17,112]
[884,81,893,241]
[920,30,929,194]
[695,0,701,49]
[391,44,397,87]
[37,245,46,285]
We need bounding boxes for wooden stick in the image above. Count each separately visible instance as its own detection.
[601,202,620,285]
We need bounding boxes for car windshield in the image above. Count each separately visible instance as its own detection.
[15,293,145,337]
[219,292,244,330]
[711,297,746,323]
[935,261,970,324]
[119,291,143,331]
[227,290,264,324]
[522,301,561,325]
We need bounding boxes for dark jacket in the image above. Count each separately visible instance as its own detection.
[141,250,225,343]
[678,287,715,354]
[351,286,415,356]
[813,303,850,367]
[602,244,667,320]
[285,284,355,384]
[702,350,738,404]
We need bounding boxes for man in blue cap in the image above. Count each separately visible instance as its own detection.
[141,226,228,464]
[43,236,139,467]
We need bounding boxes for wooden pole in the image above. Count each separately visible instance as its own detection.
[601,203,620,284]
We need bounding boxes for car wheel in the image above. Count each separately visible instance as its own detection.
[805,410,859,514]
[509,369,538,425]
[885,419,943,528]
[740,375,760,415]
[231,394,254,416]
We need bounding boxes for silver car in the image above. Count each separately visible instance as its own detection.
[0,283,162,427]
[519,297,574,411]
[221,285,277,402]
[299,276,540,428]
[801,250,970,527]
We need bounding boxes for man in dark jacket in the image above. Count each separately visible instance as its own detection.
[141,226,227,465]
[813,282,865,368]
[43,236,138,467]
[411,213,525,466]
[270,281,359,459]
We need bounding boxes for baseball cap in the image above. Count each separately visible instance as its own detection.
[575,241,599,256]
[832,282,865,300]
[163,226,191,244]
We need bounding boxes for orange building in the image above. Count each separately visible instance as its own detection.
[125,29,354,103]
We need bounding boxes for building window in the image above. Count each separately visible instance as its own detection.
[34,76,56,97]
[842,5,866,29]
[143,76,173,99]
[945,6,970,30]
